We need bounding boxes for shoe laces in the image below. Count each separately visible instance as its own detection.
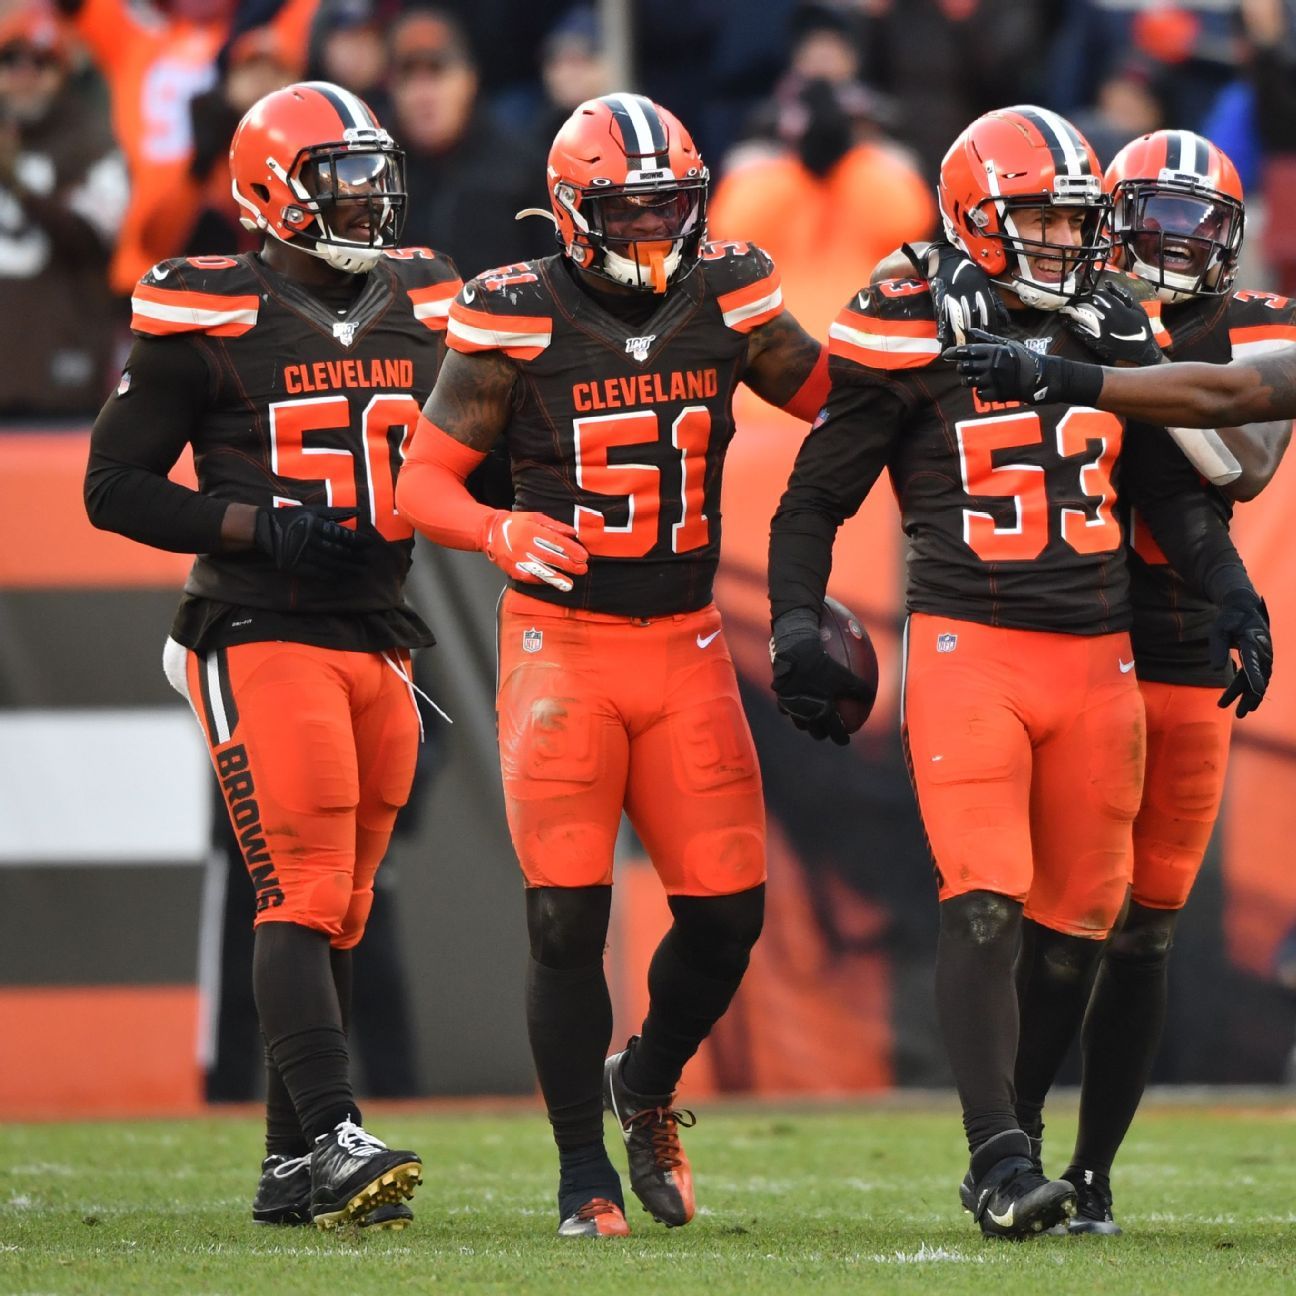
[625,1105,696,1169]
[574,1197,624,1222]
[331,1119,389,1157]
[269,1153,310,1179]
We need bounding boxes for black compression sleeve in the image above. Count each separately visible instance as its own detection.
[1121,421,1253,604]
[84,336,228,554]
[768,367,902,623]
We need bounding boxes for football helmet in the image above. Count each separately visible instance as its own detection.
[1105,130,1244,303]
[542,93,708,293]
[938,105,1111,310]
[229,81,405,275]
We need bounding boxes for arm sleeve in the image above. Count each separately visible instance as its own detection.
[394,417,494,550]
[83,336,227,553]
[768,365,905,622]
[1121,420,1254,604]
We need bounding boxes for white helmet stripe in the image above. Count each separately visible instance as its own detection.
[608,93,663,160]
[300,80,374,131]
[1029,106,1085,175]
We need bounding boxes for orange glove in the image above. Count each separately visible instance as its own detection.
[482,510,589,593]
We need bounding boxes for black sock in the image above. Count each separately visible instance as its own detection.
[936,891,1023,1154]
[330,947,353,1034]
[253,923,358,1143]
[1071,903,1177,1178]
[623,886,764,1098]
[1013,920,1104,1145]
[525,887,614,1153]
[557,1141,623,1218]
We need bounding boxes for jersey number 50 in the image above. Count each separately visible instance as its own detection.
[955,409,1122,561]
[268,394,419,541]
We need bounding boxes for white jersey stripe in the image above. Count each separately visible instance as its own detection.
[828,321,941,356]
[131,297,258,329]
[722,286,783,328]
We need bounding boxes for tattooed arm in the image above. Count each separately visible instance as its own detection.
[395,348,588,589]
[1218,419,1293,502]
[743,310,831,421]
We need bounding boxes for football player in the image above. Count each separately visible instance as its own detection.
[84,81,462,1230]
[767,106,1270,1240]
[937,132,1289,1233]
[396,93,833,1237]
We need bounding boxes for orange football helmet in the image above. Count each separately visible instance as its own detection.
[1106,130,1244,303]
[229,81,405,275]
[938,105,1111,309]
[544,93,708,293]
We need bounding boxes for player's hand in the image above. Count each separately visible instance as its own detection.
[483,510,588,593]
[1061,282,1162,366]
[1209,588,1272,717]
[908,241,1008,347]
[253,505,367,574]
[770,636,874,746]
[943,329,1053,403]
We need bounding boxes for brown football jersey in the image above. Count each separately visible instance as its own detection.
[770,272,1242,634]
[123,248,459,648]
[1125,286,1296,685]
[444,242,785,617]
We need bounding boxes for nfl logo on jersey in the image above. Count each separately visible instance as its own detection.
[333,320,359,347]
[625,335,656,363]
[522,628,543,654]
[936,632,958,653]
[1023,337,1050,355]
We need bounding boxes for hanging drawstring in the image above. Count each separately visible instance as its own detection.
[382,651,452,743]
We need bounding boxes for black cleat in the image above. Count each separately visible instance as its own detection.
[961,1130,1076,1240]
[1065,1168,1121,1235]
[310,1119,422,1230]
[252,1153,312,1225]
[603,1040,696,1227]
[358,1202,415,1230]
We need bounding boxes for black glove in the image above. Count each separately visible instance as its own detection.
[253,505,366,574]
[1209,588,1272,718]
[1060,282,1163,366]
[906,241,1009,348]
[943,329,1104,407]
[770,629,875,746]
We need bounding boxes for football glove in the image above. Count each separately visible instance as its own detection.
[1209,588,1272,718]
[770,621,875,746]
[1060,282,1163,367]
[253,505,366,574]
[483,510,588,593]
[943,329,1104,407]
[906,241,1009,348]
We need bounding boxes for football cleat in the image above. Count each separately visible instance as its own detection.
[603,1040,696,1227]
[960,1129,1076,1240]
[557,1196,631,1238]
[252,1152,313,1225]
[310,1119,422,1229]
[358,1202,415,1230]
[1065,1168,1122,1235]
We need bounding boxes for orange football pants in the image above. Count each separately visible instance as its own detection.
[496,590,766,894]
[183,641,420,948]
[902,613,1146,938]
[1131,679,1232,910]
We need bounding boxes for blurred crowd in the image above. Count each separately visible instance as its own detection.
[5,0,1296,419]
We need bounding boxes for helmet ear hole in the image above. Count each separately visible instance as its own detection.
[251,183,270,203]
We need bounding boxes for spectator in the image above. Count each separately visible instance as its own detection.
[710,71,934,337]
[1072,57,1168,170]
[386,8,549,276]
[0,2,127,418]
[143,19,305,259]
[529,5,611,155]
[306,0,392,123]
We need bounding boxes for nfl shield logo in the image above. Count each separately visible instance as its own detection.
[625,334,656,363]
[936,632,958,653]
[333,320,358,347]
[1024,337,1050,355]
[522,627,543,654]
[115,370,132,396]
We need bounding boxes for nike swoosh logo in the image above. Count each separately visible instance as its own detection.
[462,284,476,303]
[1111,329,1147,342]
[1119,658,1136,673]
[987,1203,1015,1228]
[697,629,721,649]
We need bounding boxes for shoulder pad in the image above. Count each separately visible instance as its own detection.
[1227,287,1296,358]
[446,261,554,362]
[827,281,939,371]
[383,247,463,333]
[1097,270,1172,351]
[700,241,783,333]
[131,256,259,339]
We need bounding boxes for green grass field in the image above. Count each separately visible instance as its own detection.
[3,1099,1295,1296]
